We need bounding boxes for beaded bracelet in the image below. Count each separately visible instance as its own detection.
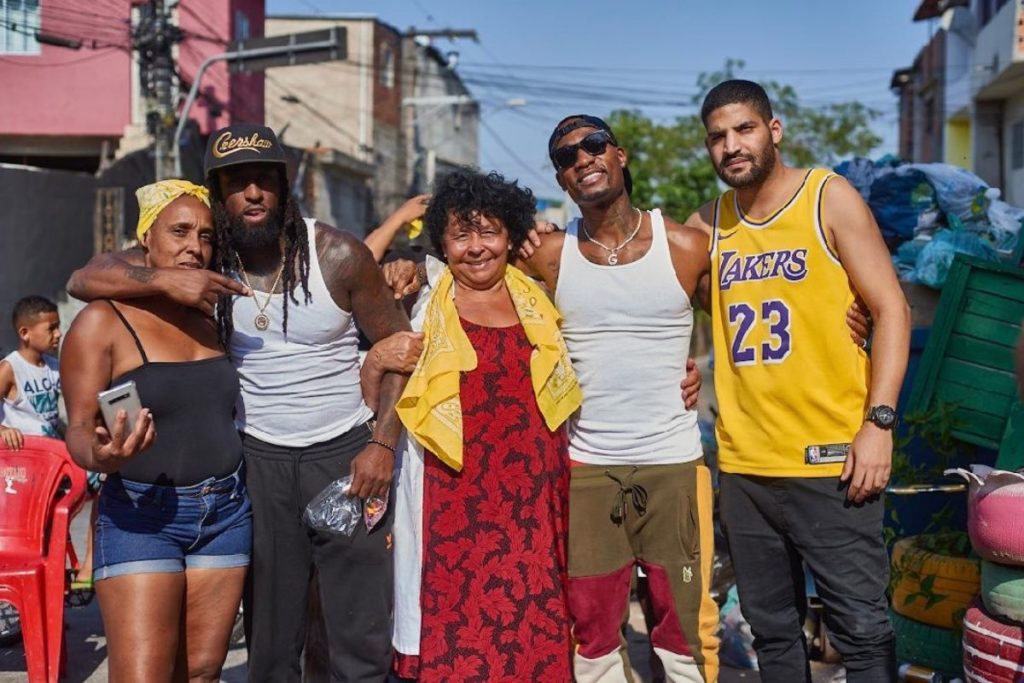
[368,437,396,453]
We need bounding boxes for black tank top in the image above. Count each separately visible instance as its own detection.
[106,302,243,486]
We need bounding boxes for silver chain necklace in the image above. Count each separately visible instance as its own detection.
[580,208,643,265]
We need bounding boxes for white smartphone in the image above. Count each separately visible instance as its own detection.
[97,381,144,434]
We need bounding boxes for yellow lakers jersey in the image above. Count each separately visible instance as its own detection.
[711,168,870,477]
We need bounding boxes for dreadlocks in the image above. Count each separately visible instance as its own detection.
[210,174,312,350]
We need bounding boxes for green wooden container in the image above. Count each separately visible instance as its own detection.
[907,255,1024,470]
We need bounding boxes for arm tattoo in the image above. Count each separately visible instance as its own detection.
[318,225,411,340]
[126,266,157,284]
[546,259,561,291]
[415,261,428,289]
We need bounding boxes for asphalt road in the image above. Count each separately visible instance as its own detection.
[0,496,844,682]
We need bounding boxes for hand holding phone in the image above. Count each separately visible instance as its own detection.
[94,381,155,466]
[98,381,143,433]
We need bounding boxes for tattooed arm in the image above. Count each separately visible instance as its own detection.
[66,249,249,316]
[517,229,565,294]
[317,223,412,498]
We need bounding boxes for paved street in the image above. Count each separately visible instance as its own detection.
[0,496,840,682]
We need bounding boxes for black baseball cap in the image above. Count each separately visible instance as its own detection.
[204,124,287,180]
[548,114,633,195]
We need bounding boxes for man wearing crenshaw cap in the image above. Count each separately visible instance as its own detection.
[68,123,412,682]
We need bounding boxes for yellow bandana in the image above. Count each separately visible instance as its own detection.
[135,179,211,240]
[396,265,582,471]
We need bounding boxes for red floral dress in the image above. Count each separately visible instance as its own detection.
[414,319,571,682]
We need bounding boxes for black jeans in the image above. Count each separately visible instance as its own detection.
[719,473,896,683]
[241,424,394,683]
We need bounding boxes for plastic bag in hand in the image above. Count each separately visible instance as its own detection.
[304,475,361,536]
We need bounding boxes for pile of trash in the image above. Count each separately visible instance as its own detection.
[834,157,1023,288]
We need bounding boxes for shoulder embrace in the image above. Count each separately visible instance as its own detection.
[533,228,567,255]
[665,217,711,254]
[679,201,716,236]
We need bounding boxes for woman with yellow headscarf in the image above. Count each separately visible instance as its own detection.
[362,169,581,682]
[61,180,252,681]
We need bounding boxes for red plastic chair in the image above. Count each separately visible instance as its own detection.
[0,436,86,682]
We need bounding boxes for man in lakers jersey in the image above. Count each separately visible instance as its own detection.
[686,80,911,682]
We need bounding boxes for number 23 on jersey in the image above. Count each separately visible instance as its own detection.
[727,299,792,365]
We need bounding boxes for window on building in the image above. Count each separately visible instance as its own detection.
[1012,121,1024,170]
[234,10,250,41]
[0,0,41,54]
[379,44,394,89]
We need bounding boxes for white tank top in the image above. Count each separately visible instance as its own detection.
[230,218,373,447]
[554,209,703,465]
[1,351,61,438]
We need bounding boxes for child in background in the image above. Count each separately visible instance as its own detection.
[0,295,62,447]
[0,295,98,589]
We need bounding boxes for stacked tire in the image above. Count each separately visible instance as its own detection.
[959,467,1024,682]
[889,532,978,679]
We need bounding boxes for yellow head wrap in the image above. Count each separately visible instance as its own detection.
[135,179,211,240]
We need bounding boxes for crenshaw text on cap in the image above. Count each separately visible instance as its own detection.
[204,124,287,178]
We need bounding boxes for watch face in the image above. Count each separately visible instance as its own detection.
[871,406,897,427]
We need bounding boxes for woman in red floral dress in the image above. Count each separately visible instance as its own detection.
[368,169,581,682]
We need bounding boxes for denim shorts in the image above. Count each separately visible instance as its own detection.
[94,464,252,581]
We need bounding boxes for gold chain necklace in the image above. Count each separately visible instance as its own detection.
[580,208,642,265]
[235,254,286,331]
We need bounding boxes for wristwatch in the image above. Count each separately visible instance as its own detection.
[866,405,898,430]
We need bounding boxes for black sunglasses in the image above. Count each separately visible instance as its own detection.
[551,130,614,170]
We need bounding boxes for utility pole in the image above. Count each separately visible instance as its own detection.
[135,0,180,180]
[402,29,479,190]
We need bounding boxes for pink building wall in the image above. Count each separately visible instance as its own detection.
[177,0,265,134]
[0,0,264,140]
[0,0,133,137]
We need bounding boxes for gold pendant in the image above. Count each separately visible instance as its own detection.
[254,313,270,331]
[608,252,619,265]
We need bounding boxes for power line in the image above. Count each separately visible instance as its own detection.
[264,71,365,149]
[44,0,129,24]
[481,118,552,188]
[177,3,225,45]
[459,61,904,75]
[0,48,120,66]
[295,0,326,15]
[410,0,436,24]
[0,18,129,50]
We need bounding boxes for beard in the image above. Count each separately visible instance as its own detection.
[714,143,776,189]
[226,206,284,250]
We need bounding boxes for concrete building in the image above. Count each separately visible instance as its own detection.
[264,14,478,235]
[0,0,263,352]
[400,35,479,195]
[894,0,1024,204]
[0,0,264,173]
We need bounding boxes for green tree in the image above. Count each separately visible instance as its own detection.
[609,59,883,220]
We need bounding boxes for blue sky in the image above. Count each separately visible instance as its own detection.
[267,0,936,199]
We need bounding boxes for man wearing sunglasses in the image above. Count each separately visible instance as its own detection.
[517,114,721,683]
[523,113,875,682]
